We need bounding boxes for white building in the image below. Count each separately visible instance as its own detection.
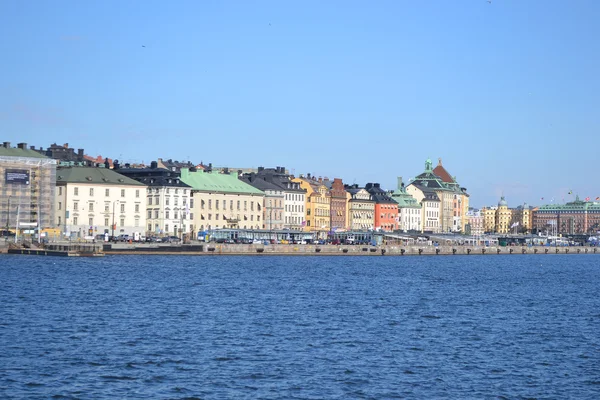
[117,163,192,237]
[55,167,146,239]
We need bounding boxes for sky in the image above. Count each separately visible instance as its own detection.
[1,0,598,207]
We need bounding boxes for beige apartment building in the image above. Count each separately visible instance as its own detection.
[55,167,146,239]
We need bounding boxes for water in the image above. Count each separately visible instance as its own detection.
[1,255,599,399]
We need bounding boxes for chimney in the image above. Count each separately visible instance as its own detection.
[30,145,35,150]
[223,167,229,174]
[366,183,373,190]
[63,143,69,148]
[318,177,322,183]
[78,149,84,157]
[113,160,120,170]
[258,166,264,172]
[374,183,380,188]
[237,170,242,176]
[3,142,10,148]
[104,158,110,169]
[397,177,403,189]
[150,161,158,169]
[307,173,311,179]
[17,142,27,149]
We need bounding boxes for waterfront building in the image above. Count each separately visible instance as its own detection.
[465,208,484,236]
[407,158,468,233]
[495,196,512,234]
[482,206,497,233]
[239,166,305,231]
[421,191,441,233]
[0,142,57,231]
[533,196,600,235]
[239,171,285,230]
[116,161,192,237]
[365,183,398,232]
[180,167,265,231]
[390,177,422,232]
[345,185,375,231]
[433,158,470,232]
[510,203,533,234]
[323,178,349,232]
[292,175,330,238]
[55,166,146,238]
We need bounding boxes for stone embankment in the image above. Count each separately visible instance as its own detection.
[103,243,598,256]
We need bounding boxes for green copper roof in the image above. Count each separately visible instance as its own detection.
[0,147,49,159]
[56,167,145,186]
[180,168,264,195]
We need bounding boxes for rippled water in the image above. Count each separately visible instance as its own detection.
[1,254,599,399]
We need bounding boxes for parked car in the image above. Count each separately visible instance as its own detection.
[163,236,181,243]
[0,230,16,237]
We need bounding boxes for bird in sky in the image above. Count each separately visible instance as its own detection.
[142,45,146,47]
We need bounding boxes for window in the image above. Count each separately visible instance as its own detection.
[58,187,63,195]
[244,201,247,210]
[175,211,178,219]
[135,204,139,213]
[190,213,194,220]
[135,189,140,198]
[148,210,152,219]
[105,189,109,197]
[154,210,159,219]
[166,211,170,219]
[216,200,219,210]
[148,223,152,231]
[73,216,78,225]
[74,202,79,211]
[175,189,178,194]
[148,197,152,205]
[230,200,233,210]
[121,189,125,198]
[208,213,212,220]
[105,218,109,226]
[251,201,254,211]
[190,199,194,208]
[237,201,240,210]
[120,218,125,227]
[208,200,212,209]
[135,218,139,227]
[58,216,62,225]
[175,197,178,206]
[89,217,94,226]
[74,187,79,196]
[89,203,94,212]
[58,202,62,210]
[166,198,170,206]
[105,204,109,212]
[120,204,125,213]
[165,224,169,232]
[90,188,94,196]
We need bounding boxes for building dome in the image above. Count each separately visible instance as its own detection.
[498,196,508,207]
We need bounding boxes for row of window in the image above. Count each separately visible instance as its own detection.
[284,204,304,213]
[200,214,261,222]
[59,201,140,213]
[147,223,187,233]
[146,210,190,220]
[148,196,189,206]
[147,187,187,195]
[59,216,140,228]
[201,199,260,212]
[285,193,303,201]
[63,186,140,199]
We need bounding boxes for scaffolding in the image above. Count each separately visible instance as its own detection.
[0,156,57,231]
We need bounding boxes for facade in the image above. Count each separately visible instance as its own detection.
[365,183,398,232]
[465,208,484,236]
[345,185,375,230]
[239,172,285,230]
[482,206,497,233]
[240,166,305,230]
[390,177,422,232]
[324,178,348,232]
[421,191,441,233]
[533,196,600,235]
[180,168,265,231]
[511,204,533,233]
[116,161,193,237]
[0,142,57,231]
[55,167,146,238]
[292,175,330,238]
[495,197,512,234]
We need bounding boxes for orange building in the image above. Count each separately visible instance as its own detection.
[365,183,398,231]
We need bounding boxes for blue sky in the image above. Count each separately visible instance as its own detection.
[1,0,598,207]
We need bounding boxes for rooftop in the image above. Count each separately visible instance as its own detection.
[180,168,264,195]
[56,167,145,186]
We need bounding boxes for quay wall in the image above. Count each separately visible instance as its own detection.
[103,243,598,256]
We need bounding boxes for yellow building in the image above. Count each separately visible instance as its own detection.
[482,206,497,233]
[292,176,331,238]
[495,197,512,233]
[510,203,533,233]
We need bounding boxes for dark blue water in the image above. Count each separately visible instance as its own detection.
[1,255,599,399]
